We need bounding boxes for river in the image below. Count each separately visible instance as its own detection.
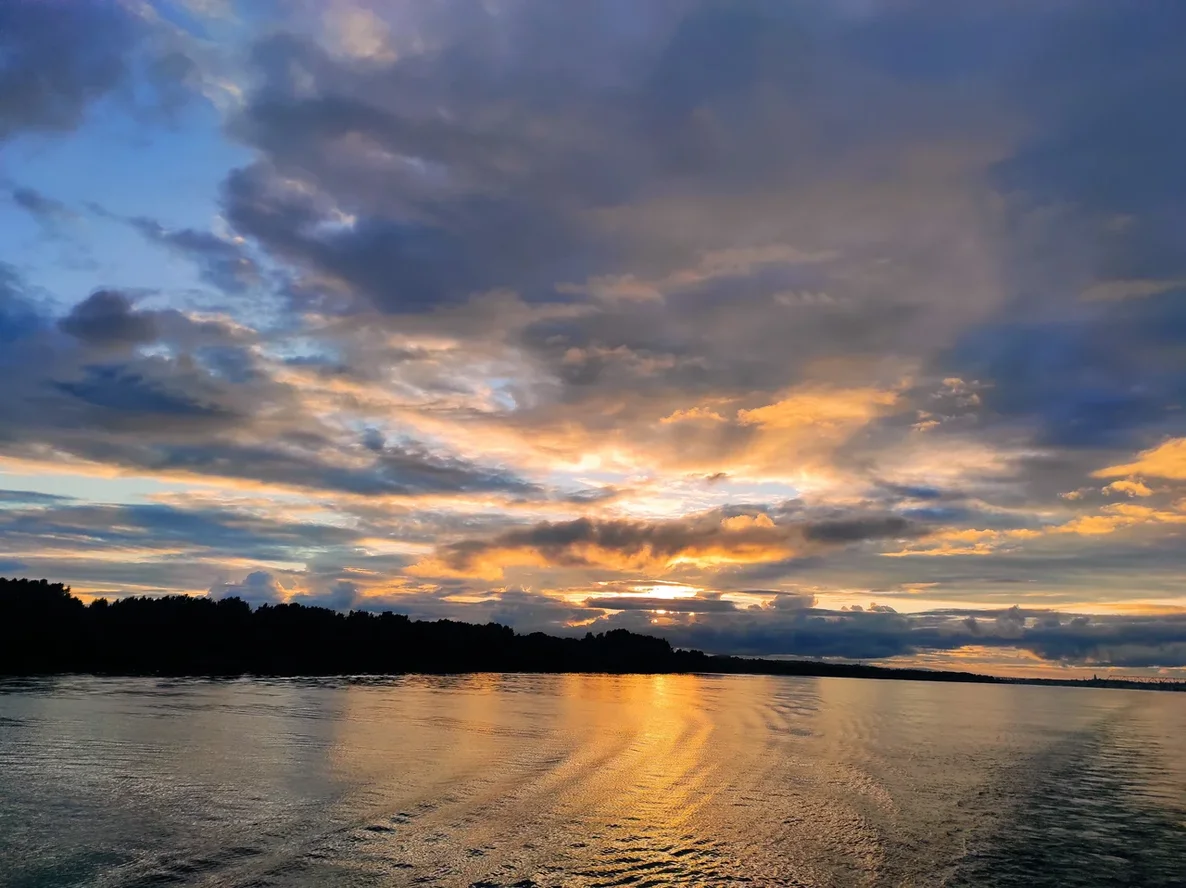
[2,674,1184,887]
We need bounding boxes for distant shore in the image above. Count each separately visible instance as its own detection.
[4,578,1183,692]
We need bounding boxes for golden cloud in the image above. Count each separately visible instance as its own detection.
[412,511,925,579]
[1095,438,1186,481]
[1103,479,1153,497]
[737,386,898,430]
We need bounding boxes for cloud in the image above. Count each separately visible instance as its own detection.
[131,218,262,295]
[285,585,599,634]
[737,387,898,430]
[295,579,361,611]
[584,596,739,613]
[486,588,597,632]
[0,1,202,140]
[58,290,159,348]
[210,570,286,606]
[995,604,1026,638]
[0,489,74,505]
[419,509,928,579]
[0,287,544,501]
[0,500,361,562]
[221,0,1007,367]
[8,185,76,225]
[175,0,234,19]
[1103,479,1153,498]
[1018,613,1186,668]
[602,604,1186,667]
[802,516,918,544]
[20,435,540,501]
[3,1,1186,671]
[1096,439,1186,481]
[1080,279,1186,303]
[0,2,137,138]
[0,263,46,344]
[766,590,819,611]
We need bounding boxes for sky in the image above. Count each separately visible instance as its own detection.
[3,0,1186,677]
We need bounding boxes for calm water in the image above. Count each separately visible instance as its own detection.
[2,675,1185,888]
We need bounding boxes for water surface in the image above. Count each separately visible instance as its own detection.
[2,674,1184,887]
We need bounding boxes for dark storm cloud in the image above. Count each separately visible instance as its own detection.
[994,4,1186,243]
[0,1,137,138]
[942,288,1186,451]
[58,290,159,347]
[972,609,1186,669]
[54,364,234,419]
[903,4,1186,460]
[24,293,263,434]
[802,516,918,544]
[0,0,200,139]
[217,0,1006,386]
[595,605,1186,668]
[432,510,928,573]
[221,155,594,314]
[634,607,927,660]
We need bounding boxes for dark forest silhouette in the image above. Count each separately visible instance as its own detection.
[2,578,1181,691]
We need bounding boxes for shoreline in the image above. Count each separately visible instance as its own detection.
[4,663,1183,694]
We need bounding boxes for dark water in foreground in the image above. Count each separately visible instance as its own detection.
[2,675,1185,888]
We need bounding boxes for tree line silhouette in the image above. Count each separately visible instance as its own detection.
[3,578,1182,691]
[0,577,923,678]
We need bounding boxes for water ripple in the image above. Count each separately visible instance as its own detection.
[1,676,1184,887]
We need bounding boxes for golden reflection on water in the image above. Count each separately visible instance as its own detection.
[297,674,1186,886]
[576,673,715,831]
[318,674,749,882]
[4,674,1186,887]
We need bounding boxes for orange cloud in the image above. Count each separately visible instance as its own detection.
[882,527,1040,557]
[413,511,924,579]
[660,405,728,424]
[1055,503,1186,537]
[1095,438,1186,480]
[1056,514,1130,536]
[737,386,898,430]
[1104,479,1153,497]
